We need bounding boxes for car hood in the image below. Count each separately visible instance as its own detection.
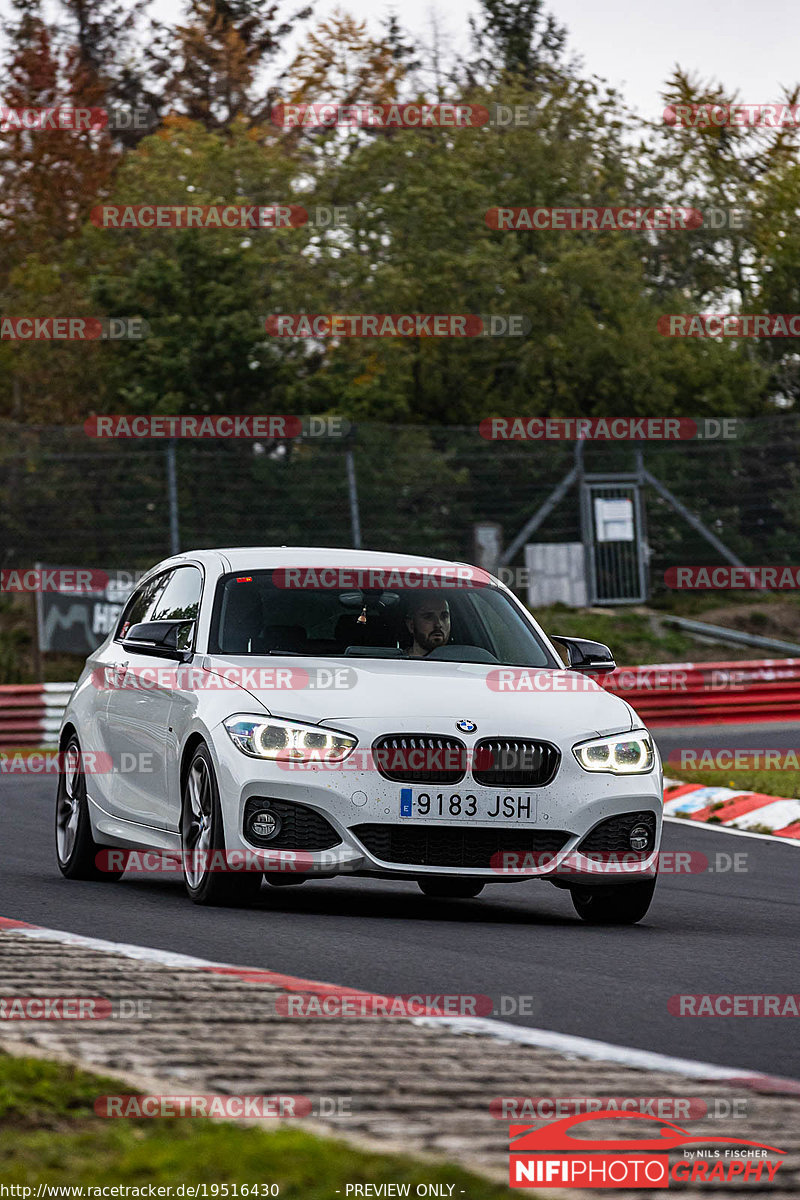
[203,655,636,738]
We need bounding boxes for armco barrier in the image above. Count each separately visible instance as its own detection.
[0,683,75,749]
[1,659,799,750]
[601,659,800,724]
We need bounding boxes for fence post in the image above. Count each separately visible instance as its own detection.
[345,447,362,549]
[166,439,180,555]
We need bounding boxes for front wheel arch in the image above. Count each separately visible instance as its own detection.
[180,732,208,789]
[59,722,78,752]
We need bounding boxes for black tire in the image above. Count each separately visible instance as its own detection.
[418,878,485,899]
[570,877,657,925]
[55,735,128,881]
[180,743,263,906]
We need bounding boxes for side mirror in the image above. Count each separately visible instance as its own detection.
[550,634,616,674]
[124,620,194,662]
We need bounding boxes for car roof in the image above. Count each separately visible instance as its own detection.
[166,547,477,573]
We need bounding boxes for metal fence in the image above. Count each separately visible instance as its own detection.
[0,417,798,589]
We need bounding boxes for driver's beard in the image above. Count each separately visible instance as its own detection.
[421,631,445,652]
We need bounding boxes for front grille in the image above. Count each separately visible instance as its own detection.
[243,798,342,851]
[577,811,657,854]
[472,738,560,787]
[372,734,467,784]
[352,823,570,868]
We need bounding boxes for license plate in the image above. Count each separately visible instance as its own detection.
[399,787,542,821]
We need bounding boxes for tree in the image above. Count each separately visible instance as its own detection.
[464,0,568,90]
[0,0,121,419]
[155,0,312,129]
[276,72,764,423]
[58,0,156,145]
[74,118,310,417]
[647,70,800,409]
[0,0,118,254]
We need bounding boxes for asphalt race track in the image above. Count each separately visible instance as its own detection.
[656,719,800,763]
[1,722,798,1080]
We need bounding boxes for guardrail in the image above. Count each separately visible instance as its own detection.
[602,659,800,725]
[0,683,75,749]
[1,659,799,750]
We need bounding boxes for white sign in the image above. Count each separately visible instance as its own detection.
[594,498,634,543]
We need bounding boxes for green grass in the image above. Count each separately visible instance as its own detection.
[532,604,707,665]
[0,1053,514,1195]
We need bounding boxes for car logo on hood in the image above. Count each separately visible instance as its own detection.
[456,719,477,733]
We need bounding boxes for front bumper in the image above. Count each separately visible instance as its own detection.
[209,721,664,886]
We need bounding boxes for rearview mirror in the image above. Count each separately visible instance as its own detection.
[550,634,616,674]
[338,591,364,609]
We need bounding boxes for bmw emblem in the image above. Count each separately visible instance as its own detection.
[456,719,477,733]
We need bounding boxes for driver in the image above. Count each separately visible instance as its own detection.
[404,594,451,658]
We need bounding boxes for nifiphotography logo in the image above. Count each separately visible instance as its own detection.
[508,1110,784,1188]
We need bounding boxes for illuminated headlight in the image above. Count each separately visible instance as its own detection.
[573,731,655,775]
[223,714,357,762]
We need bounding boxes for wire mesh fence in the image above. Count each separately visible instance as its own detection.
[1,417,798,592]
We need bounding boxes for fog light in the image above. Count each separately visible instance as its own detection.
[629,823,651,851]
[249,809,281,840]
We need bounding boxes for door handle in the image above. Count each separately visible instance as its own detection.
[110,661,129,688]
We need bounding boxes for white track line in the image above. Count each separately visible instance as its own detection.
[5,918,800,1092]
[412,1016,775,1081]
[664,815,800,847]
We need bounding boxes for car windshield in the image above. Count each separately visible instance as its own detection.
[209,571,557,667]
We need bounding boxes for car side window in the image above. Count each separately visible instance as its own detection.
[467,590,552,667]
[115,573,171,641]
[149,566,202,650]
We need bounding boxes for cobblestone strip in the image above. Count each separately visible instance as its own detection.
[1,930,798,1197]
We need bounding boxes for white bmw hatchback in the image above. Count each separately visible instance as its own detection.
[56,547,663,923]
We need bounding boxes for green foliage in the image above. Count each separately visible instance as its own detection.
[0,1054,515,1197]
[0,0,797,426]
